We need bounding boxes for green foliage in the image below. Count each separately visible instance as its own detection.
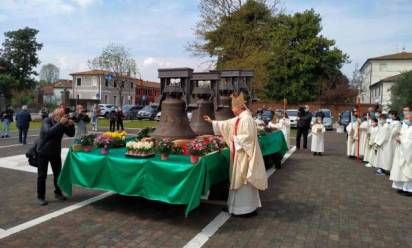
[11,89,34,107]
[191,1,349,102]
[390,71,412,112]
[0,73,19,100]
[0,27,43,89]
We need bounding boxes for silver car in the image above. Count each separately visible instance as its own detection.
[286,109,298,128]
[312,109,334,130]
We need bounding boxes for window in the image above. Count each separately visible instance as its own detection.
[92,77,97,87]
[105,79,109,87]
[121,81,124,88]
[130,82,133,89]
[76,78,81,86]
[104,95,108,104]
[114,81,117,88]
[113,96,117,105]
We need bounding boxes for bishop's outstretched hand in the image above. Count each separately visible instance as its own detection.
[203,115,212,123]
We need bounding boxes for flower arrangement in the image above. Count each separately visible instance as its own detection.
[205,136,226,153]
[99,131,127,148]
[126,140,154,156]
[188,139,207,157]
[95,134,113,147]
[136,128,155,141]
[80,134,96,147]
[157,138,174,154]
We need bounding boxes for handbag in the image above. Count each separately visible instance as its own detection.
[25,140,39,167]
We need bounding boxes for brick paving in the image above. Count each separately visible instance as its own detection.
[0,132,411,248]
[0,168,101,228]
[204,132,412,248]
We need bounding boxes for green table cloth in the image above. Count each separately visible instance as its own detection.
[58,131,287,216]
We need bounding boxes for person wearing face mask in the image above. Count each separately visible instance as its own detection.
[390,108,412,196]
[365,118,379,168]
[362,114,372,164]
[374,114,391,175]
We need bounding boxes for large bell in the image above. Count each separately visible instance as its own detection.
[215,95,234,120]
[151,97,197,140]
[191,99,215,135]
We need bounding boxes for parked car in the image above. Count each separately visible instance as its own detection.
[98,104,117,117]
[286,109,298,128]
[155,111,192,122]
[260,110,274,124]
[339,110,352,131]
[122,105,143,120]
[137,105,158,120]
[311,109,334,130]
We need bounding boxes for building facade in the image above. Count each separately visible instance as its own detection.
[42,79,73,105]
[134,79,160,105]
[360,52,412,110]
[70,70,137,109]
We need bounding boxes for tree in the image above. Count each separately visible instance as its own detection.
[190,0,277,96]
[318,72,358,104]
[265,10,349,103]
[0,27,43,89]
[0,73,19,100]
[190,1,348,102]
[39,63,60,84]
[390,71,412,112]
[88,43,138,107]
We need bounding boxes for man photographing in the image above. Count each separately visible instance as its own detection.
[36,108,75,206]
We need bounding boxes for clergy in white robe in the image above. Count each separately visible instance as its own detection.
[383,114,402,171]
[311,117,325,155]
[204,93,268,216]
[359,119,369,158]
[374,116,390,172]
[346,119,359,157]
[269,116,291,148]
[390,113,412,195]
[365,119,379,168]
[363,118,372,163]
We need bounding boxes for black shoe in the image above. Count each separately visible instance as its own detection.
[397,189,405,195]
[376,169,385,176]
[318,153,322,156]
[55,193,67,201]
[400,191,412,197]
[37,198,48,206]
[222,206,228,212]
[313,152,317,156]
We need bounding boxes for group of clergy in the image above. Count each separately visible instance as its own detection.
[346,106,412,196]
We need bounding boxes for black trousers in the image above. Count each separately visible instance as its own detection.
[296,127,309,149]
[18,127,28,144]
[109,120,116,132]
[116,120,124,131]
[37,154,62,199]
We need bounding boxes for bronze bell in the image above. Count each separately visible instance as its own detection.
[215,77,234,120]
[215,95,234,120]
[190,87,215,135]
[151,84,197,140]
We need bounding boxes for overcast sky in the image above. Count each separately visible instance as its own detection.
[1,0,411,82]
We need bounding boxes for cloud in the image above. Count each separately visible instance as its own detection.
[0,0,75,19]
[71,0,101,7]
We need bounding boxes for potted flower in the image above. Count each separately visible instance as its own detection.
[125,140,154,157]
[80,134,96,152]
[157,138,173,160]
[207,136,226,153]
[95,134,112,155]
[188,139,207,164]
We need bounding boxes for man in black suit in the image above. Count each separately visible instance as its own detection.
[15,105,32,144]
[296,105,313,150]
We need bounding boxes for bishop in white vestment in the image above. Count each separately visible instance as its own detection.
[346,119,359,157]
[359,118,369,158]
[204,93,268,216]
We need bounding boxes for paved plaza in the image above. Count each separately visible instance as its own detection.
[0,130,411,248]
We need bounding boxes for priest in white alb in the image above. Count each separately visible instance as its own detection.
[390,108,412,196]
[203,93,268,216]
